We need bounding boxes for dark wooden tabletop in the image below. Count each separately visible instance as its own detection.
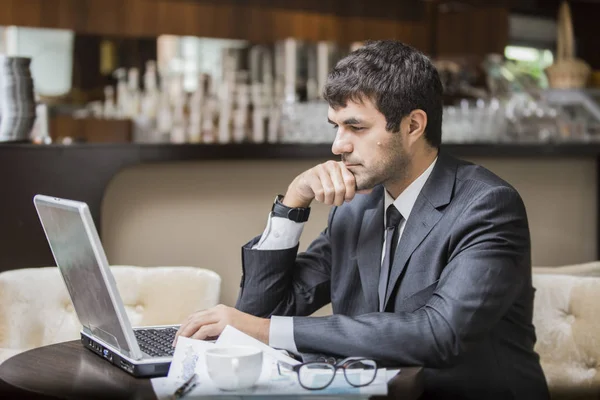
[0,340,423,399]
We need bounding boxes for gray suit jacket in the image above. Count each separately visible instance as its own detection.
[236,152,549,399]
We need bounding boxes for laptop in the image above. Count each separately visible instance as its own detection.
[33,194,179,377]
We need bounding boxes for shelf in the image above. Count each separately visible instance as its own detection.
[2,141,600,161]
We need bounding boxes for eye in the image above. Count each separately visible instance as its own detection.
[331,124,339,130]
[350,126,364,132]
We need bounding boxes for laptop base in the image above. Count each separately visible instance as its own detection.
[80,333,171,378]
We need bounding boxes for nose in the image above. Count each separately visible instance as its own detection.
[331,130,353,156]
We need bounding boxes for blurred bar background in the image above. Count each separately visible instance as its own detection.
[1,0,600,305]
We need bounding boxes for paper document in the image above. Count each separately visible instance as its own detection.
[166,336,214,382]
[152,325,399,399]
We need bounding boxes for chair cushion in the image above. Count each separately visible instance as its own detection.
[0,266,220,355]
[533,273,600,396]
[534,262,600,277]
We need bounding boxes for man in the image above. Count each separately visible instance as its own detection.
[175,40,549,399]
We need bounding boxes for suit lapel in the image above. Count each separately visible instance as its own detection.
[383,152,458,309]
[356,188,384,312]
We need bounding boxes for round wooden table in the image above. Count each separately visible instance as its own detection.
[0,340,423,399]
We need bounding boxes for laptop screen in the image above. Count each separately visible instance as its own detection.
[34,196,137,357]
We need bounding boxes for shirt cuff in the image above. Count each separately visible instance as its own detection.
[269,316,299,355]
[253,213,304,250]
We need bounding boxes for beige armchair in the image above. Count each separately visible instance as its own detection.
[533,263,600,399]
[0,266,221,364]
[534,262,600,278]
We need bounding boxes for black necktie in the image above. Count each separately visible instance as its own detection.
[378,205,403,311]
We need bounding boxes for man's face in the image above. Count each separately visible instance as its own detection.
[328,98,411,191]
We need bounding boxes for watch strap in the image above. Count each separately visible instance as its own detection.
[271,195,311,222]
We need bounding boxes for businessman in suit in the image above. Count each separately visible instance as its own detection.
[175,40,549,399]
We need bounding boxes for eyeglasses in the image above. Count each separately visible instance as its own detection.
[277,357,378,390]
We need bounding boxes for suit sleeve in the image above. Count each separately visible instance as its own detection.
[292,186,531,368]
[235,207,337,318]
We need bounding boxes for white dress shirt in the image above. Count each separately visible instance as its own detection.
[254,158,438,354]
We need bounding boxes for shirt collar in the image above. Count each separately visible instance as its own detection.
[384,157,438,221]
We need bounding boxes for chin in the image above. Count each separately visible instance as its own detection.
[355,179,377,193]
[356,175,386,192]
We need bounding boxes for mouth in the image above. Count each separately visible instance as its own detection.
[341,155,361,168]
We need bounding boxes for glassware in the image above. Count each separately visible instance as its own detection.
[279,100,331,144]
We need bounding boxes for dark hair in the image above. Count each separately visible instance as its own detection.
[323,40,443,148]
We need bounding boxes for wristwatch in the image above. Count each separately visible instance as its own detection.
[271,194,311,222]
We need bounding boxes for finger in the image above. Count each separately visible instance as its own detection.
[174,310,209,345]
[315,165,336,204]
[174,323,192,346]
[339,164,356,202]
[191,323,222,341]
[177,313,220,341]
[325,162,347,206]
[174,319,191,346]
[305,170,324,203]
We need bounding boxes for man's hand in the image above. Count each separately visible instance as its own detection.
[283,161,356,208]
[173,304,270,346]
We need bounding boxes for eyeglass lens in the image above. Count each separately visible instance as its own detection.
[343,359,377,387]
[298,363,336,390]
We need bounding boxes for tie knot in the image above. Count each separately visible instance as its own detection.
[386,205,403,228]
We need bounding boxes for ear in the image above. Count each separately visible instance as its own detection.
[406,109,427,145]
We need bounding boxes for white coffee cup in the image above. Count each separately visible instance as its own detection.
[205,346,263,391]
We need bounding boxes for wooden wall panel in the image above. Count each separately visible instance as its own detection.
[5,0,42,27]
[0,0,509,56]
[120,0,157,37]
[436,6,509,58]
[56,0,86,32]
[244,5,275,43]
[87,0,125,35]
[0,0,433,48]
[407,22,432,55]
[39,0,63,29]
[266,8,298,41]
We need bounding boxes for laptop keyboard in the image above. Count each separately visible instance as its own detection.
[134,327,177,357]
